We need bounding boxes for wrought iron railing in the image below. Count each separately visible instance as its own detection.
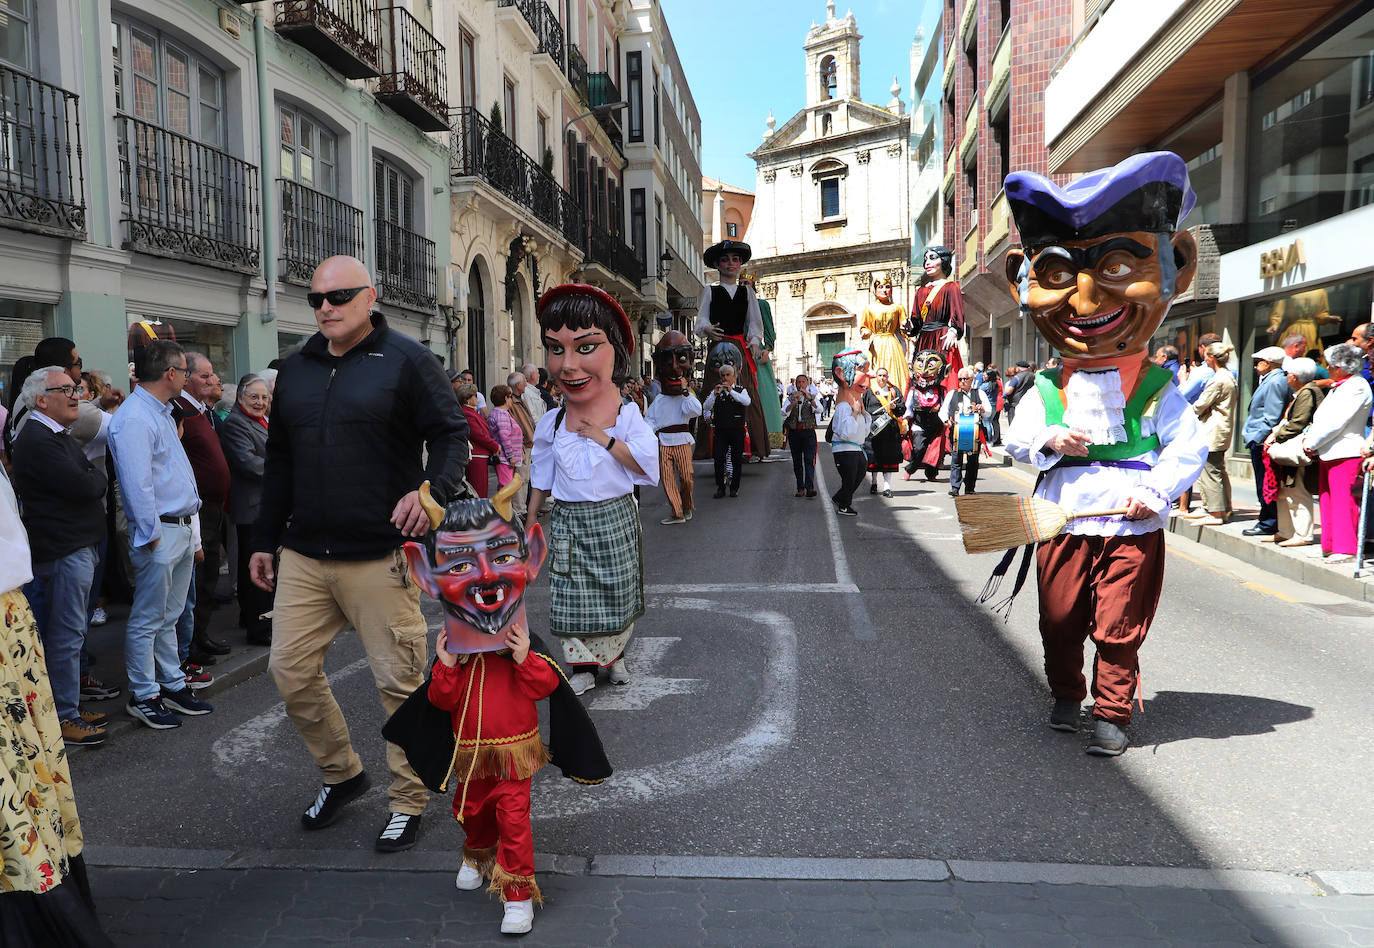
[376,6,449,129]
[274,0,383,77]
[497,0,537,32]
[534,1,565,69]
[279,179,364,284]
[375,218,437,311]
[587,71,623,142]
[0,66,86,237]
[586,222,644,284]
[116,115,260,272]
[567,44,588,105]
[449,106,584,248]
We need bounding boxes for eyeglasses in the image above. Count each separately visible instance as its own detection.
[44,384,79,398]
[68,357,83,370]
[307,286,369,309]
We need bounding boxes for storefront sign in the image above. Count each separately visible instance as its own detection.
[1259,239,1304,279]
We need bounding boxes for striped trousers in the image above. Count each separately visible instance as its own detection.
[659,442,695,518]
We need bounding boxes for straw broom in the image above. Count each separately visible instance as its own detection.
[954,495,1128,554]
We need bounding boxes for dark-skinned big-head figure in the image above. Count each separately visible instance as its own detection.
[994,151,1208,760]
[903,348,951,482]
[652,330,693,396]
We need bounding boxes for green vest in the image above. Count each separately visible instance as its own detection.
[1034,364,1173,461]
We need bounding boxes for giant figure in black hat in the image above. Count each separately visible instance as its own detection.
[1000,152,1208,757]
[695,239,772,461]
[904,246,966,394]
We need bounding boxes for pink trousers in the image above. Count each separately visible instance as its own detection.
[1318,457,1362,555]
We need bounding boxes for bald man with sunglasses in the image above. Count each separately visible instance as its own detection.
[251,256,469,852]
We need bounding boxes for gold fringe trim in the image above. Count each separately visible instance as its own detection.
[487,863,543,905]
[462,844,498,877]
[452,732,550,782]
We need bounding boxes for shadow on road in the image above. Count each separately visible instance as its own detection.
[1135,690,1314,745]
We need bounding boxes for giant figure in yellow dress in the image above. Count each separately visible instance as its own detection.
[859,275,911,395]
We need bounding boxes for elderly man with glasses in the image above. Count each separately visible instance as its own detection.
[10,366,111,745]
[250,255,469,853]
[108,339,215,730]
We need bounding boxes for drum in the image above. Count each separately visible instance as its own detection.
[869,411,893,438]
[955,412,978,453]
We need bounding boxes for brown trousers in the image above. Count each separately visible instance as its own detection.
[270,548,430,813]
[1035,530,1165,726]
[659,442,695,518]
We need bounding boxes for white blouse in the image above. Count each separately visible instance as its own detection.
[829,400,869,453]
[0,466,32,595]
[643,393,702,447]
[531,403,660,502]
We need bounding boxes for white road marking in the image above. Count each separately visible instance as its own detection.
[646,582,860,594]
[531,597,797,817]
[210,657,370,778]
[588,637,705,711]
[814,460,877,639]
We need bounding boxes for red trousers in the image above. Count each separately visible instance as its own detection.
[1035,531,1165,726]
[455,776,535,901]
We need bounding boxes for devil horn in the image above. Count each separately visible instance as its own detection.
[492,473,522,521]
[418,480,444,531]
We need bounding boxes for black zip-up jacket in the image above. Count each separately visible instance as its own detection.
[253,313,469,560]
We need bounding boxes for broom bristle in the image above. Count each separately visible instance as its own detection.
[954,495,1070,553]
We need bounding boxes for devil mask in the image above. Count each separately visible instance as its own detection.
[653,330,693,396]
[911,349,949,388]
[402,477,548,654]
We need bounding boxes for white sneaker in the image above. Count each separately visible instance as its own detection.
[684,509,694,521]
[501,898,534,934]
[659,515,687,525]
[608,659,630,685]
[568,671,596,695]
[455,861,483,891]
[89,606,108,627]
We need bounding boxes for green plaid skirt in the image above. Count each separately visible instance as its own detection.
[548,494,644,637]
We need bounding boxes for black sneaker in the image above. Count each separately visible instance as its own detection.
[1086,718,1129,757]
[835,506,858,517]
[127,696,182,730]
[301,771,372,830]
[1049,699,1080,732]
[713,488,726,498]
[80,675,121,701]
[160,687,214,716]
[375,812,422,853]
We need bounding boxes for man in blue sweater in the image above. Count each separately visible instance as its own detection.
[1241,345,1292,537]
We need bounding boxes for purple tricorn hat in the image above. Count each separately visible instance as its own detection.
[1004,151,1196,249]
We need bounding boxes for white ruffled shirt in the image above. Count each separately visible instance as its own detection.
[531,403,660,502]
[643,393,702,447]
[1005,372,1208,537]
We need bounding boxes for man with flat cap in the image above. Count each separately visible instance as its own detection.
[695,239,771,460]
[1001,152,1209,757]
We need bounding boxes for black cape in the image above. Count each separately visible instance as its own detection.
[381,633,613,792]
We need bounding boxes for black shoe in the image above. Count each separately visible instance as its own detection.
[729,489,738,497]
[1242,526,1277,537]
[713,488,726,499]
[869,483,878,494]
[301,771,371,830]
[806,490,817,498]
[1086,718,1129,757]
[160,687,214,716]
[375,812,422,853]
[835,506,858,517]
[964,488,977,495]
[1049,699,1080,732]
[196,635,231,656]
[882,489,893,498]
[187,649,218,667]
[925,467,938,481]
[246,625,272,647]
[949,489,960,497]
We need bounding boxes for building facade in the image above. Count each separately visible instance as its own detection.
[908,3,945,270]
[0,0,451,399]
[1045,0,1372,463]
[702,176,754,249]
[746,2,910,381]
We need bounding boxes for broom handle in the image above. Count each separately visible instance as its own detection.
[1066,507,1130,521]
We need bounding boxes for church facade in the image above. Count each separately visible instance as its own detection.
[745,2,910,382]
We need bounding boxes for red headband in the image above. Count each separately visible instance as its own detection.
[537,283,633,358]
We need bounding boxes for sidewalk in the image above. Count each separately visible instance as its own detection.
[984,446,1374,604]
[88,861,1374,947]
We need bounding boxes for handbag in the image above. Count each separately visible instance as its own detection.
[1266,434,1309,468]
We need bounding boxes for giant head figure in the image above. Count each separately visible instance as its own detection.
[652,330,693,396]
[910,349,950,390]
[707,338,746,379]
[831,348,871,391]
[403,477,547,654]
[1003,152,1199,362]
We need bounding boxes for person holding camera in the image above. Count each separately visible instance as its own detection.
[782,374,821,497]
[703,364,751,498]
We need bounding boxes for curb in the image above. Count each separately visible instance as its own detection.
[82,845,1357,895]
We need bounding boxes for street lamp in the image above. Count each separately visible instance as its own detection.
[641,248,673,286]
[561,101,629,138]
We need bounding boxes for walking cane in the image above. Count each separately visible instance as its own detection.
[1356,469,1372,579]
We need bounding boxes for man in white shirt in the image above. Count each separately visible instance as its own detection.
[644,332,701,524]
[939,368,992,497]
[518,364,547,424]
[702,365,751,498]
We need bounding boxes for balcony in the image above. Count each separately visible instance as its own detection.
[942,147,956,198]
[496,0,538,53]
[375,218,436,312]
[585,222,644,285]
[960,222,978,279]
[959,0,977,50]
[116,115,260,273]
[986,23,1011,119]
[982,189,1009,255]
[274,0,381,78]
[942,46,956,96]
[529,0,565,88]
[375,6,449,132]
[0,66,86,238]
[279,179,364,285]
[587,72,622,143]
[959,96,978,167]
[567,45,589,106]
[449,106,582,248]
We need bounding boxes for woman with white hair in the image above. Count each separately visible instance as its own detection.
[1188,341,1237,525]
[1265,357,1323,546]
[1302,343,1373,562]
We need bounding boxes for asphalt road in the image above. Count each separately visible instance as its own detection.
[68,448,1374,876]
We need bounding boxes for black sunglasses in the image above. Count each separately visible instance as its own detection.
[307,286,369,309]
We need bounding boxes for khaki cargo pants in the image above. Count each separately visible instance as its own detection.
[270,547,429,815]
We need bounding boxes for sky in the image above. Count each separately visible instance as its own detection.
[661,0,929,193]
